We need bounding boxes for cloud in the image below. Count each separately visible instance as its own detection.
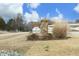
[56,8,60,14]
[50,8,64,20]
[24,12,31,22]
[0,3,23,21]
[40,17,44,19]
[27,3,40,9]
[46,13,50,19]
[24,10,40,22]
[74,4,79,13]
[56,8,63,19]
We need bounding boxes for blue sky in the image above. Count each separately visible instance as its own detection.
[0,3,79,22]
[23,3,79,22]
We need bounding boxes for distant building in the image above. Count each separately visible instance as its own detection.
[32,27,41,33]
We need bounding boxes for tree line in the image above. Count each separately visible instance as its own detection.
[0,13,79,32]
[0,13,54,32]
[0,13,33,32]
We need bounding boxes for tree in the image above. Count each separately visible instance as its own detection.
[75,19,79,23]
[15,13,24,31]
[0,17,5,30]
[7,18,16,31]
[26,22,32,31]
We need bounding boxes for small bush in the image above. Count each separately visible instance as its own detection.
[27,34,40,41]
[53,20,68,38]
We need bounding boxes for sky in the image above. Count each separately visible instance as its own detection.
[0,3,79,22]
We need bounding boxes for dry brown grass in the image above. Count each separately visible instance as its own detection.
[26,36,79,56]
[0,32,79,55]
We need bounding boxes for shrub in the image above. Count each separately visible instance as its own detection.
[53,19,68,38]
[27,34,40,41]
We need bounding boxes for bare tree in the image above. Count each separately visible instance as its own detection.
[14,13,24,31]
